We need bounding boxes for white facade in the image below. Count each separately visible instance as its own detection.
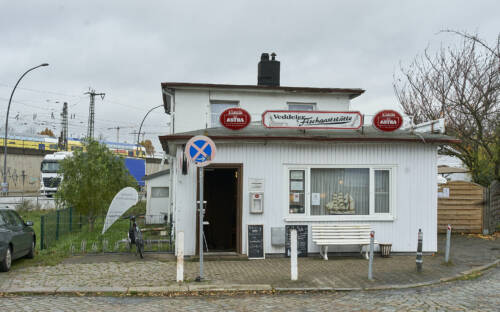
[173,141,438,255]
[144,170,171,224]
[160,83,451,257]
[166,86,354,134]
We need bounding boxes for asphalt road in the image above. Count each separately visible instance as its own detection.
[0,267,498,311]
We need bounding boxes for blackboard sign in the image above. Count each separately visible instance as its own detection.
[285,225,308,257]
[248,224,264,259]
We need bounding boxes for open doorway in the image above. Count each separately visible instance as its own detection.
[197,164,242,253]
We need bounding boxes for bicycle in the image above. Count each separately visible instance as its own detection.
[125,215,144,259]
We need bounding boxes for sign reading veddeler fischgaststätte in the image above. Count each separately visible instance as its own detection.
[262,110,363,130]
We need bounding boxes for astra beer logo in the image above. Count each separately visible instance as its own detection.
[220,108,251,130]
[372,110,403,132]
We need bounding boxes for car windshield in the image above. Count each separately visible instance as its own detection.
[41,161,60,173]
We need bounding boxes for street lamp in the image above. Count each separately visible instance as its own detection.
[2,63,49,194]
[136,104,163,157]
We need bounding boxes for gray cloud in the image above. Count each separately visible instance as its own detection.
[0,0,498,147]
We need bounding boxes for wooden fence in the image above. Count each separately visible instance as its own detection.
[438,181,485,234]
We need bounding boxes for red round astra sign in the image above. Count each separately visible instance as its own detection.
[220,108,251,130]
[373,110,403,132]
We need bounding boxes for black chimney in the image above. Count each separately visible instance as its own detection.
[258,52,280,86]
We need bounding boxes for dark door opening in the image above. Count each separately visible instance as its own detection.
[203,168,238,252]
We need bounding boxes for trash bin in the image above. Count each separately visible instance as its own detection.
[380,243,392,257]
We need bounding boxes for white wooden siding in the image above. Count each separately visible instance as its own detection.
[174,142,438,255]
[173,89,352,133]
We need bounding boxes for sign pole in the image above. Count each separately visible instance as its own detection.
[198,168,204,281]
[184,135,216,283]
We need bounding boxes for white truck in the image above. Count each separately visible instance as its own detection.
[40,151,73,197]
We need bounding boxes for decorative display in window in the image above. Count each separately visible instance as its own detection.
[325,192,355,214]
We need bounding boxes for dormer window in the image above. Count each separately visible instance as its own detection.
[210,101,238,128]
[287,102,316,111]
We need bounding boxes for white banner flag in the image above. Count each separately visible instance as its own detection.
[102,187,139,234]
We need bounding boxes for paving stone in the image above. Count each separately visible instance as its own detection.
[0,268,497,311]
[0,234,497,292]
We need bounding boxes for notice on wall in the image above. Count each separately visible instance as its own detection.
[438,187,450,198]
[290,181,303,191]
[285,225,308,257]
[248,224,264,259]
[249,178,265,192]
[292,193,300,202]
[311,193,320,206]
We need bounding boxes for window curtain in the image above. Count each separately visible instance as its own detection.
[210,103,238,127]
[311,168,369,215]
[375,170,390,213]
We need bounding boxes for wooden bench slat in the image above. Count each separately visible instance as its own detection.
[311,224,376,260]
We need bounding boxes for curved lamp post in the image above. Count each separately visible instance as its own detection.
[136,104,163,157]
[2,63,49,194]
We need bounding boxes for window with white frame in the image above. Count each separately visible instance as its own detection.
[287,166,393,217]
[151,187,169,198]
[287,102,316,111]
[210,101,238,127]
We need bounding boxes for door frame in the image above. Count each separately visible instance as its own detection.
[196,163,243,254]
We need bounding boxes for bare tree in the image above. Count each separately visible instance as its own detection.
[394,31,499,185]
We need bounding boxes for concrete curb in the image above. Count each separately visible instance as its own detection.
[0,259,497,297]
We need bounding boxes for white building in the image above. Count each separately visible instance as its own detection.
[158,53,458,257]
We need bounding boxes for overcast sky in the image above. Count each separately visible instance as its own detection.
[1,0,499,150]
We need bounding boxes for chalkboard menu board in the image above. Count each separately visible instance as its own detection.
[285,225,308,257]
[248,224,264,259]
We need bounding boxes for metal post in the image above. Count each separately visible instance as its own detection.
[368,231,374,280]
[196,168,204,281]
[40,215,45,250]
[291,229,298,280]
[56,210,60,241]
[445,225,451,263]
[416,229,423,272]
[136,105,163,156]
[177,231,184,283]
[2,63,49,195]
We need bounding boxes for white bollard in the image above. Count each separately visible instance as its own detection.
[176,231,184,283]
[291,229,298,281]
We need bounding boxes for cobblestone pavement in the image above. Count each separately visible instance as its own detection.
[0,235,497,290]
[0,266,498,311]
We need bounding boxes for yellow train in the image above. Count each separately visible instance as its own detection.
[0,136,146,158]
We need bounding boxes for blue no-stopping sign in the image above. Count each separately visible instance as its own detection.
[185,135,216,167]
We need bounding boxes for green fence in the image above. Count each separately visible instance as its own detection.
[39,209,174,253]
[40,207,87,250]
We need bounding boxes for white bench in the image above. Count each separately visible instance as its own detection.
[312,224,377,260]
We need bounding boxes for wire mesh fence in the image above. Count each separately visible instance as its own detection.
[40,206,87,250]
[40,209,174,254]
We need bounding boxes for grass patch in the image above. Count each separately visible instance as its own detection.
[441,260,454,266]
[12,201,173,270]
[458,271,482,281]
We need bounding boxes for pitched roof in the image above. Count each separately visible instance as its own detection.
[143,169,170,181]
[159,125,460,153]
[161,82,365,99]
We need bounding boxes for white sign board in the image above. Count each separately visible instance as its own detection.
[102,187,139,234]
[185,135,216,167]
[438,187,450,198]
[262,110,363,130]
[249,178,265,192]
[311,193,321,206]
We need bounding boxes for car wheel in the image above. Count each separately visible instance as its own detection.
[0,247,12,272]
[26,240,35,259]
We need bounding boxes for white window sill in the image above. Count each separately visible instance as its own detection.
[284,215,395,222]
